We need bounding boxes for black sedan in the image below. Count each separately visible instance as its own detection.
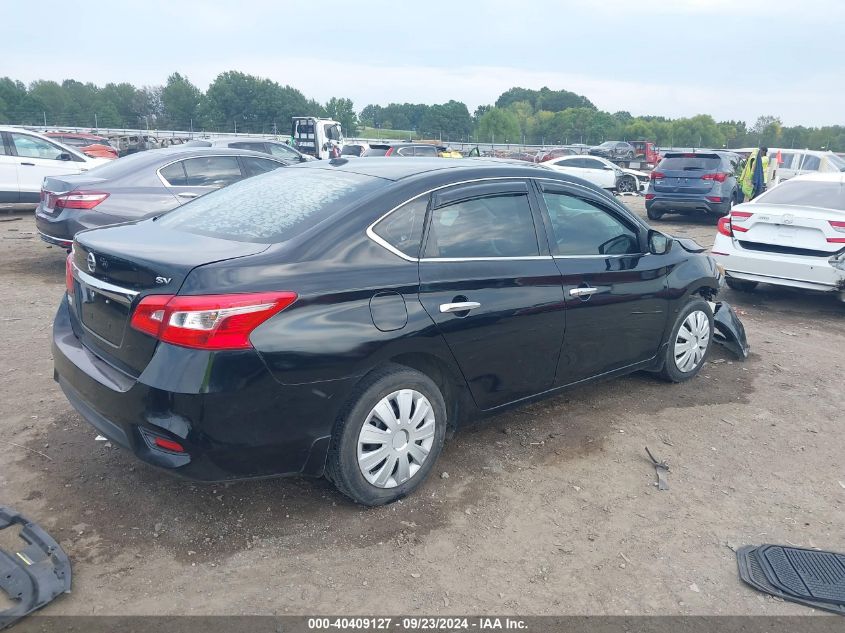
[53,158,723,505]
[35,147,290,248]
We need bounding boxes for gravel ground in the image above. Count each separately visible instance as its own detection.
[0,198,843,616]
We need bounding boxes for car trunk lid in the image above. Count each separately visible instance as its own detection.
[70,222,269,376]
[40,175,109,217]
[730,203,845,256]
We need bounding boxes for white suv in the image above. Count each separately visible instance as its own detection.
[0,127,110,208]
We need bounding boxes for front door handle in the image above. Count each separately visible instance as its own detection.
[177,192,199,199]
[570,287,599,298]
[20,162,35,166]
[439,301,481,313]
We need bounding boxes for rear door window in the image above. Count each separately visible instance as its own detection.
[424,193,539,258]
[372,197,429,258]
[542,191,640,256]
[240,156,284,178]
[160,161,187,186]
[582,158,606,169]
[182,156,243,187]
[414,145,438,157]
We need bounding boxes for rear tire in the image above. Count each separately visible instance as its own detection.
[725,277,758,292]
[647,206,664,221]
[326,366,447,506]
[659,298,713,383]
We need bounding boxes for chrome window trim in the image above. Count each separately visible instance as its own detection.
[155,154,284,188]
[366,176,602,263]
[553,254,647,260]
[71,262,139,305]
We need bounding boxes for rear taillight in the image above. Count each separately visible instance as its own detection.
[650,171,665,180]
[828,221,845,243]
[702,172,728,182]
[716,216,733,237]
[384,147,394,156]
[54,191,109,210]
[706,196,723,202]
[645,193,656,200]
[153,436,185,453]
[130,292,297,350]
[65,252,74,295]
[730,210,751,232]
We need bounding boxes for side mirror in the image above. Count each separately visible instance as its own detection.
[58,152,72,161]
[602,165,613,170]
[648,230,672,255]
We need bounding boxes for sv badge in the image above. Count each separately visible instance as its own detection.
[155,276,172,285]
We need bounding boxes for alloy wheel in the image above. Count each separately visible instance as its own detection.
[357,389,436,488]
[618,177,636,193]
[673,310,710,372]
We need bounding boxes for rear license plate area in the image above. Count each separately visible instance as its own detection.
[78,284,129,346]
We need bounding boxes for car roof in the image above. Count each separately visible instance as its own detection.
[197,136,288,144]
[291,157,614,191]
[90,146,285,172]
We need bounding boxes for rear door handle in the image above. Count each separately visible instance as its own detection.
[569,287,599,298]
[439,301,481,313]
[177,192,199,199]
[20,162,35,166]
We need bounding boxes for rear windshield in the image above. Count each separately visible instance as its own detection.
[341,145,364,156]
[657,155,721,171]
[156,168,384,243]
[756,180,845,211]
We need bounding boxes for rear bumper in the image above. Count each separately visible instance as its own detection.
[34,204,126,245]
[52,297,353,481]
[712,235,845,291]
[646,195,730,215]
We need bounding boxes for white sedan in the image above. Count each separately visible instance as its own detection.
[0,126,110,208]
[711,172,845,301]
[542,154,622,190]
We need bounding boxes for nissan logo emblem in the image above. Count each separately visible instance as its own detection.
[87,252,96,273]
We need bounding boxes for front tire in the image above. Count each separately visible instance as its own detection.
[659,298,713,383]
[647,206,664,221]
[326,366,447,506]
[725,277,758,292]
[617,175,637,194]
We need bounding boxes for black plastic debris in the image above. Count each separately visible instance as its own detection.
[712,301,749,360]
[0,506,71,630]
[737,544,845,615]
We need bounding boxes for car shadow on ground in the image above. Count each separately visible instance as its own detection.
[22,343,754,566]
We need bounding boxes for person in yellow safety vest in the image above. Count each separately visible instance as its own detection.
[738,147,769,202]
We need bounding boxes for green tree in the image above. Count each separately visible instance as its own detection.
[325,97,358,136]
[476,108,520,143]
[161,73,203,130]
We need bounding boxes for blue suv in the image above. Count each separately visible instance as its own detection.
[645,151,740,220]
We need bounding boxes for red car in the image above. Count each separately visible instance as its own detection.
[44,132,118,160]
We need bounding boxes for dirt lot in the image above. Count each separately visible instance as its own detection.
[1,198,843,616]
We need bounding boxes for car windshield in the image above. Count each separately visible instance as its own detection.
[755,180,845,211]
[156,167,384,243]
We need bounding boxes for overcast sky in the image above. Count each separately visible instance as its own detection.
[4,0,843,126]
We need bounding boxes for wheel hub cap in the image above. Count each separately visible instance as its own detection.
[673,310,710,373]
[357,389,436,489]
